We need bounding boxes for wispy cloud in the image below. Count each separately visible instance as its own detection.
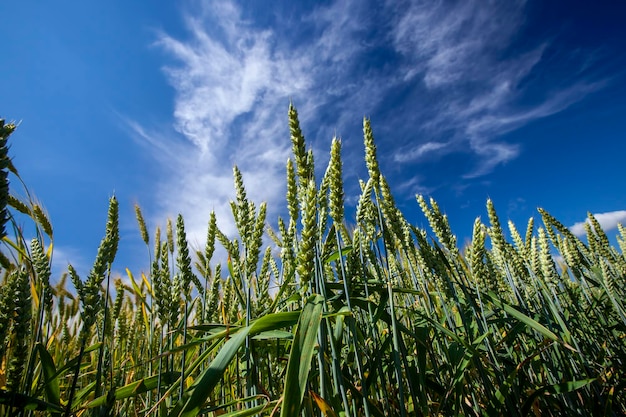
[570,210,626,237]
[131,4,311,243]
[134,0,382,244]
[128,0,608,245]
[387,0,604,175]
[130,0,396,243]
[392,0,527,88]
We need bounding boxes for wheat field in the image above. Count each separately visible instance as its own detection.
[0,109,624,416]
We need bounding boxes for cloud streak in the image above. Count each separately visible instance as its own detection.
[394,142,447,163]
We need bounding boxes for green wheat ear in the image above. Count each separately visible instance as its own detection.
[0,119,15,240]
[288,104,311,184]
[327,137,344,224]
[33,203,53,238]
[31,237,53,314]
[538,227,558,290]
[297,179,317,290]
[166,217,175,256]
[417,194,457,255]
[286,158,299,223]
[486,198,507,266]
[204,211,217,265]
[363,117,380,184]
[232,165,252,240]
[247,201,267,280]
[508,219,526,255]
[135,204,149,246]
[469,217,488,290]
[0,269,18,367]
[6,267,31,393]
[175,213,196,297]
[617,223,626,255]
[91,196,120,280]
[205,263,221,322]
[112,277,124,321]
[71,196,119,338]
[356,178,374,224]
[254,246,273,315]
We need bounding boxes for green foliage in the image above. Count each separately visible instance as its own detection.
[1,108,625,417]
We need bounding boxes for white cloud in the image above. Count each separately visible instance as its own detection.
[570,210,626,237]
[156,13,307,154]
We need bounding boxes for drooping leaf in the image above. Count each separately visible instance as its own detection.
[310,390,339,417]
[168,310,303,417]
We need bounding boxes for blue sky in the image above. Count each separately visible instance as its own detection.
[2,0,626,277]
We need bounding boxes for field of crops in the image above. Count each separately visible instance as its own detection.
[0,108,625,416]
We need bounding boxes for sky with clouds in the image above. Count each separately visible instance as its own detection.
[2,0,626,276]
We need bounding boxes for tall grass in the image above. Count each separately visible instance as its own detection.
[0,110,625,416]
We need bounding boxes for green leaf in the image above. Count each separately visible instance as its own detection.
[72,381,96,410]
[486,292,561,343]
[487,341,553,415]
[126,268,150,312]
[281,294,324,417]
[36,343,61,417]
[324,245,353,263]
[222,401,280,416]
[0,389,65,413]
[53,342,103,380]
[86,372,178,408]
[252,330,293,340]
[168,329,249,417]
[200,394,280,417]
[521,378,596,415]
[169,310,302,417]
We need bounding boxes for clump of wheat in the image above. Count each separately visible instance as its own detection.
[1,108,624,416]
